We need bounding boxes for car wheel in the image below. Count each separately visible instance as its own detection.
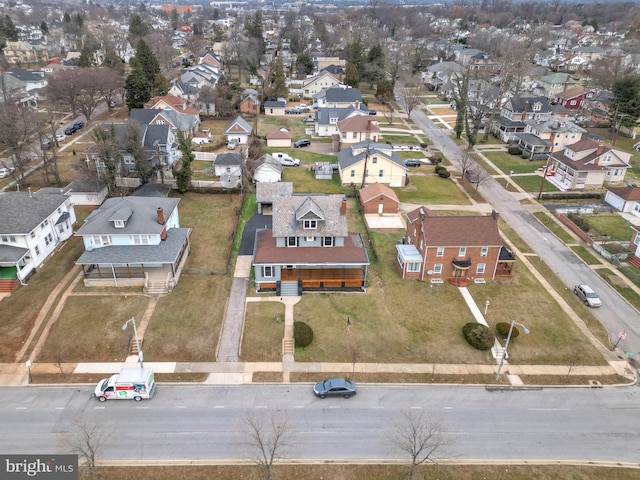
[573,288,578,294]
[343,394,351,399]
[134,396,142,402]
[98,396,106,402]
[584,300,589,306]
[319,394,326,399]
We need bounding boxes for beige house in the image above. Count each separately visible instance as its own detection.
[547,138,631,190]
[338,116,380,145]
[266,127,292,148]
[301,71,342,99]
[3,40,48,65]
[337,139,407,187]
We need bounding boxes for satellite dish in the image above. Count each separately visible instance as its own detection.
[427,270,433,275]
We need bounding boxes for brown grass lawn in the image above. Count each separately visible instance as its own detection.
[240,301,286,361]
[0,236,84,362]
[143,274,230,362]
[177,192,242,272]
[38,295,150,363]
[243,226,606,366]
[93,464,640,480]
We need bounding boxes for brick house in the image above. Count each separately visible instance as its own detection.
[396,207,515,284]
[359,183,399,215]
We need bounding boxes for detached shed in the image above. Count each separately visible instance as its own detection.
[359,183,399,215]
[266,127,292,148]
[314,162,334,180]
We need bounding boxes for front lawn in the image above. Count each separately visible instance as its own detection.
[396,174,471,204]
[583,213,634,241]
[512,175,560,193]
[482,151,546,174]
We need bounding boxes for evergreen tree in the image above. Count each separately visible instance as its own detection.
[376,79,394,104]
[124,69,152,109]
[296,52,315,76]
[245,11,265,55]
[345,62,360,88]
[128,13,150,39]
[78,45,94,67]
[40,21,48,35]
[345,36,365,79]
[174,131,193,194]
[267,57,288,100]
[131,39,160,80]
[0,15,18,42]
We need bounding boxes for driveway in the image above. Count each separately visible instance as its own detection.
[239,213,272,255]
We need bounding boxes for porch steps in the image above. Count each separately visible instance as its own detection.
[0,279,19,293]
[282,338,294,355]
[129,337,142,356]
[144,281,170,295]
[628,255,640,269]
[279,281,299,297]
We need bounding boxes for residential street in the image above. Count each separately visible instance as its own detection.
[1,384,639,464]
[410,108,640,357]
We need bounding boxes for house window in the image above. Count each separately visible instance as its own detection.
[634,203,640,214]
[433,263,443,274]
[40,221,47,229]
[342,132,347,139]
[480,247,488,257]
[323,236,333,246]
[350,170,355,177]
[407,262,420,272]
[459,247,467,257]
[101,235,112,246]
[35,245,40,256]
[262,266,273,278]
[131,235,151,245]
[114,220,125,228]
[476,263,486,274]
[30,232,35,239]
[303,220,317,229]
[379,170,384,177]
[286,236,296,247]
[436,247,444,257]
[0,236,6,242]
[58,224,65,234]
[372,157,377,164]
[352,132,357,139]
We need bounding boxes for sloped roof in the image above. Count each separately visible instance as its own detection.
[607,186,640,201]
[359,183,399,204]
[272,194,347,237]
[406,207,503,247]
[0,191,69,235]
[337,139,405,170]
[224,116,253,135]
[215,153,242,166]
[337,115,380,133]
[75,196,180,236]
[267,128,291,139]
[324,86,362,103]
[256,181,293,204]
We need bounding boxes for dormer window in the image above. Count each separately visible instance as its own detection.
[114,220,126,228]
[533,102,541,112]
[303,220,317,229]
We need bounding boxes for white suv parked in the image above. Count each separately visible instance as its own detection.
[273,152,300,167]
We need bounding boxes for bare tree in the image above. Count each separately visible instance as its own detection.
[472,168,492,191]
[458,152,475,179]
[243,410,290,480]
[61,415,108,480]
[398,78,423,118]
[388,409,449,480]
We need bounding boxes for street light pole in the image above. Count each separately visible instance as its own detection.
[122,317,143,368]
[496,320,530,381]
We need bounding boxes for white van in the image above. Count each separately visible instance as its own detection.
[94,368,156,401]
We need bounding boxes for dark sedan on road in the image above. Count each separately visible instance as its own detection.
[313,378,357,399]
[404,158,422,167]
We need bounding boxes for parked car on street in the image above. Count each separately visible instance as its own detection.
[574,284,602,307]
[404,158,422,167]
[313,378,357,399]
[0,167,11,178]
[227,138,237,149]
[55,133,66,142]
[293,139,311,148]
[41,140,53,150]
[73,121,85,130]
[64,125,77,136]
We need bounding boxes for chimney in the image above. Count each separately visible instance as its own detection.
[341,197,347,215]
[596,143,604,156]
[523,101,529,119]
[491,210,500,221]
[161,226,167,241]
[157,207,165,225]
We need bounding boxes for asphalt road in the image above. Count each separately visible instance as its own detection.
[2,384,640,464]
[409,108,640,357]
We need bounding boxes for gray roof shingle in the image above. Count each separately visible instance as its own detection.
[0,191,69,235]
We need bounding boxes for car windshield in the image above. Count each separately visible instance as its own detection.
[586,292,598,298]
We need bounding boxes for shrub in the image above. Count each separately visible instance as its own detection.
[437,169,450,178]
[507,145,522,155]
[462,322,495,350]
[294,321,314,348]
[567,213,592,233]
[496,322,520,340]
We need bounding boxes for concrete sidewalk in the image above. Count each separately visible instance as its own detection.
[0,360,631,387]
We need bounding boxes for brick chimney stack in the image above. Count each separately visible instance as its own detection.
[157,207,165,225]
[341,197,347,215]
